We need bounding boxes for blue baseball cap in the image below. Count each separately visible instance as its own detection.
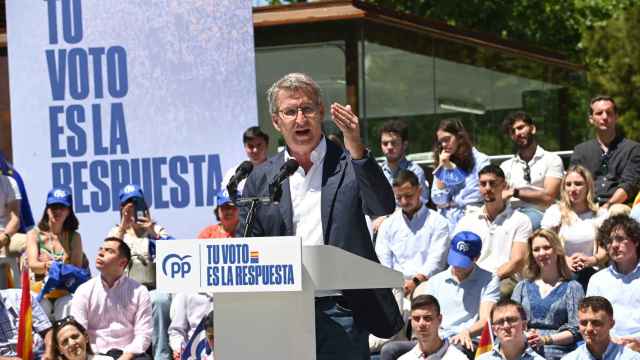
[447,231,482,269]
[119,185,145,205]
[46,188,72,208]
[214,192,233,209]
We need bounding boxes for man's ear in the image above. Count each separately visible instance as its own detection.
[272,114,281,132]
[530,124,537,136]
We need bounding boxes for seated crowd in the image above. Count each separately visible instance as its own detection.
[2,95,640,360]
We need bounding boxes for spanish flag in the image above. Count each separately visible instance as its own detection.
[17,268,33,360]
[474,321,493,358]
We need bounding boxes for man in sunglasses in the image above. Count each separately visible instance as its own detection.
[500,111,563,230]
[477,298,544,360]
[570,95,640,208]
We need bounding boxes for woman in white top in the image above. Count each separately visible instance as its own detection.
[540,165,608,289]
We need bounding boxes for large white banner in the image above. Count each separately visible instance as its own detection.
[6,1,258,267]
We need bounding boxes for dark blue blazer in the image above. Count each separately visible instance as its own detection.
[238,138,404,338]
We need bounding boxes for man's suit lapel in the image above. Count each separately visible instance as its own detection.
[271,153,294,236]
[321,140,347,244]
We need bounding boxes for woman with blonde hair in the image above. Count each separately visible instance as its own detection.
[511,229,584,359]
[540,165,608,288]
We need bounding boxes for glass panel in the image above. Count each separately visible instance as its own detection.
[254,42,347,151]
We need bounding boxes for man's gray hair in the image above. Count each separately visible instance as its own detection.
[267,73,323,115]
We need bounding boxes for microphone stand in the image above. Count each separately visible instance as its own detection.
[236,195,275,238]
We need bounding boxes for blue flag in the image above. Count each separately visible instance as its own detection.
[37,262,91,302]
[181,315,212,360]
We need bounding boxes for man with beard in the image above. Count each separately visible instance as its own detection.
[500,112,563,230]
[454,165,531,297]
[373,119,430,234]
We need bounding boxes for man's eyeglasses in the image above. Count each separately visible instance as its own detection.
[492,316,521,327]
[278,106,318,121]
[523,163,531,183]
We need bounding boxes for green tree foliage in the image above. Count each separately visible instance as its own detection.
[582,3,640,140]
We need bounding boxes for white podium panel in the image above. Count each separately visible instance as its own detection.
[156,239,403,360]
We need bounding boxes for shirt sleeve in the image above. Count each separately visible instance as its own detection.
[452,152,490,208]
[374,219,394,270]
[558,281,584,340]
[481,274,500,304]
[618,142,640,200]
[421,215,450,277]
[411,165,431,205]
[69,282,90,332]
[352,152,396,217]
[540,205,561,230]
[30,293,52,334]
[168,294,189,352]
[546,153,565,179]
[123,285,153,354]
[513,213,533,244]
[510,280,525,304]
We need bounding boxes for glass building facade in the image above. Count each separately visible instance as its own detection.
[253,1,587,161]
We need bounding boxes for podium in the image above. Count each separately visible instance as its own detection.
[214,244,402,360]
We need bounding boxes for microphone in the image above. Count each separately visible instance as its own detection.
[269,159,299,203]
[227,161,254,202]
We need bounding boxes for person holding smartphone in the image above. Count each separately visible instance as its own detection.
[431,119,490,232]
[109,184,174,360]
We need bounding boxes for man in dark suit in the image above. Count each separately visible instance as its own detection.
[239,73,403,359]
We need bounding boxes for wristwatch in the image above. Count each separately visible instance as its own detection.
[513,188,520,198]
[412,276,422,287]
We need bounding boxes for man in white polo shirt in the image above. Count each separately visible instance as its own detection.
[454,164,531,297]
[500,111,563,230]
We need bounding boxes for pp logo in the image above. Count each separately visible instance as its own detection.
[162,254,192,278]
[123,185,136,193]
[456,241,470,252]
[53,189,67,198]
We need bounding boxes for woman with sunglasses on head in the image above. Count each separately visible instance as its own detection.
[540,165,609,289]
[26,187,83,320]
[511,229,584,360]
[431,118,490,231]
[54,316,111,360]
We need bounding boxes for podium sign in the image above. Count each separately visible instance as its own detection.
[156,237,302,293]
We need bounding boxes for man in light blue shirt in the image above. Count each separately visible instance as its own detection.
[376,169,450,299]
[587,215,640,345]
[414,231,500,354]
[374,119,430,234]
[562,296,640,360]
[477,298,544,360]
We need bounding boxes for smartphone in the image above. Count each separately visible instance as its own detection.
[132,197,148,223]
